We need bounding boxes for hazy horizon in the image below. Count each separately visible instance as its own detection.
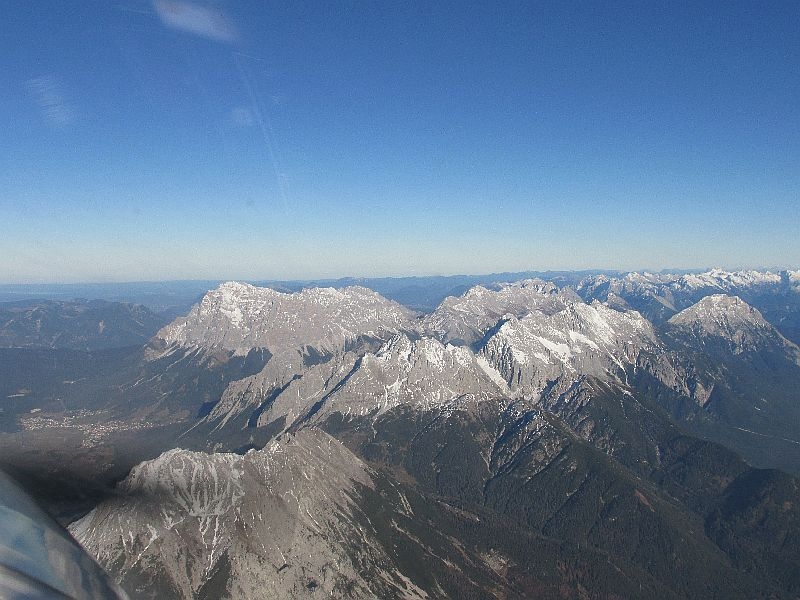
[1,264,799,287]
[4,2,798,282]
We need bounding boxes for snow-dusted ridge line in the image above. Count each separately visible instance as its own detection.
[304,332,514,419]
[157,281,419,355]
[480,299,658,396]
[580,268,799,296]
[157,269,797,357]
[423,278,578,345]
[151,273,799,431]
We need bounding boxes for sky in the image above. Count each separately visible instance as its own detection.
[2,1,799,282]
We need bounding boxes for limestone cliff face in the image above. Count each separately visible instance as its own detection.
[70,429,428,600]
[157,281,418,356]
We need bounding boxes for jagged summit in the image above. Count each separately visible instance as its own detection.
[156,282,418,355]
[309,333,512,418]
[667,294,798,357]
[69,429,414,600]
[481,300,657,395]
[669,294,767,326]
[582,268,792,296]
[424,278,577,344]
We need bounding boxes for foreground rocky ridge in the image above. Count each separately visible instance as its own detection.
[70,429,432,600]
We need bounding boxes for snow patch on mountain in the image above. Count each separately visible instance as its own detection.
[668,294,800,359]
[303,334,513,421]
[481,301,657,396]
[424,279,576,344]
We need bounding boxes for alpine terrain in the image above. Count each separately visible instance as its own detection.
[1,270,799,599]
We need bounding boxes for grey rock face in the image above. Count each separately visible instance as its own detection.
[308,333,513,420]
[70,429,427,600]
[157,282,418,356]
[668,294,800,360]
[204,349,364,431]
[423,279,576,345]
[208,333,513,435]
[479,301,658,397]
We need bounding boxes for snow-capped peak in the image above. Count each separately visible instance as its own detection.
[156,282,418,355]
[668,294,796,356]
[424,278,575,344]
[669,294,769,331]
[480,301,656,396]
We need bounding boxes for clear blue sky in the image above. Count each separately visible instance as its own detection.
[2,1,798,282]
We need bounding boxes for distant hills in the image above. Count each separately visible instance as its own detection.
[0,299,166,351]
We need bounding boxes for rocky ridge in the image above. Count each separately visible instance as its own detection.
[70,429,427,600]
[422,279,575,344]
[157,278,800,437]
[157,281,417,356]
[667,294,800,360]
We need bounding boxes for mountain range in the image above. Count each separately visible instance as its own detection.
[1,269,799,599]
